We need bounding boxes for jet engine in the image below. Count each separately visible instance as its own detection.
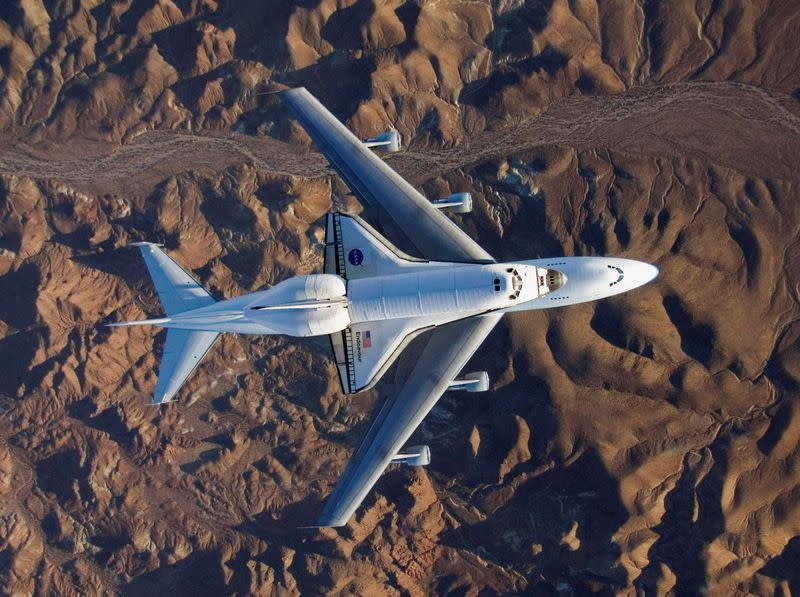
[432,192,473,214]
[391,445,431,466]
[448,371,489,392]
[363,129,402,152]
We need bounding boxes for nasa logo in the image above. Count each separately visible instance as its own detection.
[348,249,364,266]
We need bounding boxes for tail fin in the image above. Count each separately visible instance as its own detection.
[128,243,220,404]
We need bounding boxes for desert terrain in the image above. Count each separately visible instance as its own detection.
[1,0,800,595]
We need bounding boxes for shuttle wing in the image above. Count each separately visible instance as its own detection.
[317,313,502,527]
[325,212,451,394]
[330,317,438,395]
[280,88,493,264]
[323,212,425,280]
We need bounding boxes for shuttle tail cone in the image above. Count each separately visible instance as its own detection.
[106,317,171,327]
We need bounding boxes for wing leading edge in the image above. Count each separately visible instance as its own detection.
[279,88,493,264]
[317,313,502,527]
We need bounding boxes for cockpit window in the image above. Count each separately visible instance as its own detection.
[533,267,567,298]
[607,264,624,286]
[509,269,523,299]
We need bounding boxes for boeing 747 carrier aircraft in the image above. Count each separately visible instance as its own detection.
[112,88,658,527]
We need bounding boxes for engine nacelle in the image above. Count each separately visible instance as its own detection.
[363,129,401,152]
[432,192,473,214]
[244,274,350,337]
[391,445,431,466]
[448,371,489,392]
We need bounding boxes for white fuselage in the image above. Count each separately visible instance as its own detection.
[153,257,658,335]
[346,264,533,323]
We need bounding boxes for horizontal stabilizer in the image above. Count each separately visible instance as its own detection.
[153,329,219,404]
[133,243,216,316]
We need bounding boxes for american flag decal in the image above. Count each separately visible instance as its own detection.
[363,330,372,348]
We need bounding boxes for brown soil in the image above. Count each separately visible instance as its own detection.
[1,1,800,595]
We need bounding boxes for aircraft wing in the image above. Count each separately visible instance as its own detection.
[281,88,502,526]
[279,87,493,263]
[317,312,502,527]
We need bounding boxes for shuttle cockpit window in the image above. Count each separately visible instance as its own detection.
[506,268,523,300]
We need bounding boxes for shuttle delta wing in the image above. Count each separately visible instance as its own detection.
[325,211,452,394]
[317,313,502,527]
[279,88,493,263]
[332,317,441,395]
[324,212,426,279]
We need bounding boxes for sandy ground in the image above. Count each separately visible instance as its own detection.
[1,1,800,595]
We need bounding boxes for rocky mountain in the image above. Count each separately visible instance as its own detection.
[1,0,800,594]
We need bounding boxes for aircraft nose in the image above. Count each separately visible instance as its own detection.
[628,261,659,287]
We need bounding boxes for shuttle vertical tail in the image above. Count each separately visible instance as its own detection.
[129,243,220,404]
